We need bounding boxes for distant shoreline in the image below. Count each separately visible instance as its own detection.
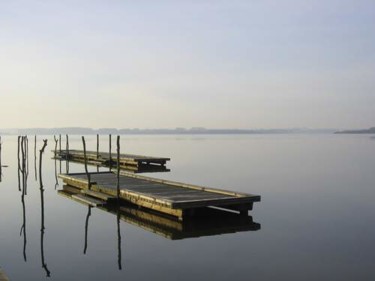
[0,127,336,135]
[335,127,375,134]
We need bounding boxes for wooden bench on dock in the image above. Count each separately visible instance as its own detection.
[59,171,261,221]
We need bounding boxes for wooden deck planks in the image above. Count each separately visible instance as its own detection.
[59,171,260,220]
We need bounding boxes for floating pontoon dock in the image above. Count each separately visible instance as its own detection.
[59,171,260,221]
[54,149,170,172]
[58,185,261,240]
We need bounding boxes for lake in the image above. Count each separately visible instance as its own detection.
[0,134,374,281]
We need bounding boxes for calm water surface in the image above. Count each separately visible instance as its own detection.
[0,134,374,281]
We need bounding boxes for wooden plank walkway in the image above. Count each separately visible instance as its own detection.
[54,149,170,173]
[58,185,261,240]
[59,171,261,220]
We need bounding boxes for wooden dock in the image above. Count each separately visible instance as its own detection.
[58,185,261,240]
[58,171,260,221]
[53,149,170,173]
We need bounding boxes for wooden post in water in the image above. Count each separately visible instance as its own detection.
[53,136,58,158]
[66,135,69,174]
[34,135,37,181]
[117,135,120,199]
[0,136,2,182]
[82,136,91,189]
[96,134,100,172]
[17,136,21,191]
[109,134,112,171]
[59,134,61,154]
[39,140,48,190]
[59,134,62,174]
[21,136,27,195]
[25,136,29,178]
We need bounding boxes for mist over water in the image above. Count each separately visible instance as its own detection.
[0,134,374,281]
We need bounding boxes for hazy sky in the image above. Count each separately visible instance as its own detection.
[0,0,374,129]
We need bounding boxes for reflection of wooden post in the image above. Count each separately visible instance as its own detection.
[83,206,91,255]
[82,136,91,189]
[38,138,50,277]
[117,206,122,270]
[117,136,120,199]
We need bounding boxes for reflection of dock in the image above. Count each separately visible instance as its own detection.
[59,172,261,221]
[58,185,261,240]
[54,149,170,173]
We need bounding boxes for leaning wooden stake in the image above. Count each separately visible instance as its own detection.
[39,140,48,190]
[117,135,120,199]
[82,136,91,189]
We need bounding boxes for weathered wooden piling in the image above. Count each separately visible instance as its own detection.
[59,134,61,154]
[96,134,100,172]
[82,136,91,189]
[39,140,47,189]
[66,135,69,174]
[109,134,112,171]
[117,136,120,199]
[0,136,2,182]
[34,135,37,181]
[17,136,21,191]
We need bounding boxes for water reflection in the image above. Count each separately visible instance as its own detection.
[116,200,122,270]
[18,136,28,261]
[39,139,51,277]
[83,206,92,255]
